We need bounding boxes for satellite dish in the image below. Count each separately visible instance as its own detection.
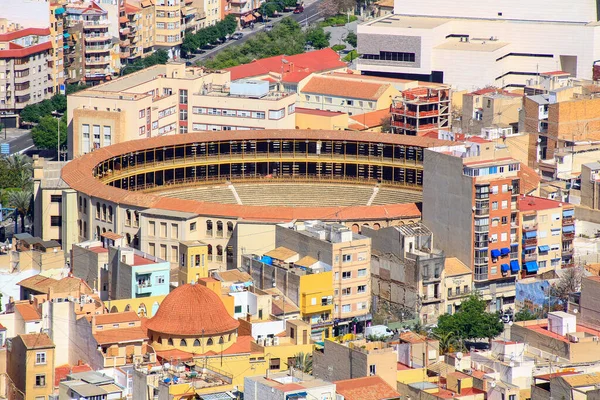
[490,381,496,388]
[574,308,579,314]
[456,352,463,360]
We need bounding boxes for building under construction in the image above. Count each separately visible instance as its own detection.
[390,86,451,136]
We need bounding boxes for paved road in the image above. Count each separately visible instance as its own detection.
[189,0,324,63]
[7,131,34,155]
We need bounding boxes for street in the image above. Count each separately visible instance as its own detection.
[189,0,324,63]
[0,128,33,155]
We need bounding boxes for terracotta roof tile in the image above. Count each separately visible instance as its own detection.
[95,311,139,325]
[61,130,446,223]
[0,28,50,42]
[519,164,542,195]
[264,246,298,261]
[349,109,390,129]
[146,284,239,336]
[517,195,572,212]
[444,257,471,276]
[334,376,401,400]
[15,303,41,321]
[93,327,148,345]
[302,75,392,100]
[55,363,93,387]
[19,333,54,349]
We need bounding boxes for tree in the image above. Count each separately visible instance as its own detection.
[436,294,504,342]
[50,94,67,113]
[345,31,357,48]
[8,190,31,233]
[319,0,355,17]
[32,114,68,151]
[433,331,463,355]
[289,352,313,374]
[551,266,584,307]
[306,26,331,49]
[514,308,539,322]
[3,154,32,191]
[380,115,392,133]
[66,83,88,95]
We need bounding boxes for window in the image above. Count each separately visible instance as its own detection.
[35,352,46,364]
[139,109,145,118]
[325,97,332,104]
[50,216,62,226]
[103,126,111,146]
[334,272,339,280]
[288,104,295,114]
[35,374,46,387]
[456,287,461,295]
[180,339,187,346]
[357,302,367,310]
[369,364,376,375]
[492,201,498,210]
[190,222,197,231]
[502,216,508,225]
[171,223,179,238]
[538,230,547,239]
[82,124,90,153]
[179,108,188,121]
[448,288,452,297]
[342,271,351,279]
[358,252,367,261]
[179,89,188,104]
[538,260,547,269]
[168,338,174,345]
[500,232,507,242]
[149,221,156,236]
[234,305,242,313]
[552,213,560,221]
[342,254,352,262]
[346,99,354,106]
[139,126,145,136]
[160,222,167,238]
[50,195,62,203]
[490,233,498,242]
[342,304,351,313]
[207,338,213,345]
[502,184,508,192]
[362,51,416,62]
[358,268,367,277]
[194,339,201,346]
[342,288,351,296]
[551,228,561,236]
[268,109,285,120]
[269,358,281,370]
[156,275,165,284]
[357,285,366,293]
[93,125,100,148]
[501,200,508,209]
[251,111,265,119]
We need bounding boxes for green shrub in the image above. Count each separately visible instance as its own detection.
[342,49,359,62]
[332,44,346,52]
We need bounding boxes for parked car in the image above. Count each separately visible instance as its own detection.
[293,5,304,13]
[185,61,193,66]
[265,24,274,32]
[231,32,244,40]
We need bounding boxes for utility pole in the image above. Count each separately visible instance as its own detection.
[52,110,63,161]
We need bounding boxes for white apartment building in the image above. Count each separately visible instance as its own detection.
[357,0,600,90]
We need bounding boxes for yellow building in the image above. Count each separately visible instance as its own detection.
[67,63,296,159]
[6,333,55,400]
[49,3,66,94]
[105,294,167,318]
[517,196,575,276]
[179,240,209,285]
[295,108,348,130]
[141,280,313,392]
[298,260,334,339]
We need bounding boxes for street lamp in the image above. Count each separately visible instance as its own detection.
[51,110,63,161]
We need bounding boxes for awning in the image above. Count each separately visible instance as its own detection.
[563,209,575,217]
[510,260,520,273]
[500,247,510,256]
[511,243,519,248]
[524,246,536,251]
[538,245,550,252]
[287,392,308,399]
[63,32,70,38]
[63,45,69,49]
[501,263,509,273]
[491,249,501,258]
[563,225,575,233]
[54,7,65,15]
[524,231,537,238]
[525,261,538,273]
[242,13,256,22]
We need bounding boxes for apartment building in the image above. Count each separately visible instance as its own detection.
[444,257,473,315]
[154,0,183,57]
[517,196,575,274]
[50,3,66,95]
[581,162,600,210]
[297,74,399,116]
[390,86,450,136]
[65,1,113,84]
[241,250,335,339]
[6,333,56,400]
[274,221,371,334]
[363,223,446,324]
[0,27,54,114]
[67,63,296,158]
[460,88,521,136]
[356,0,600,89]
[126,0,156,62]
[423,140,540,312]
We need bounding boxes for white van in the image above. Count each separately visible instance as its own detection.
[365,325,393,338]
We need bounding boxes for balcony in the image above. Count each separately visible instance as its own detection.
[86,44,111,53]
[474,257,488,265]
[562,217,574,226]
[522,253,537,262]
[120,38,130,47]
[120,27,131,35]
[422,294,443,303]
[522,224,537,232]
[120,49,131,58]
[562,248,574,257]
[83,19,110,27]
[15,94,30,103]
[523,238,537,246]
[475,207,490,216]
[448,288,471,300]
[474,241,489,249]
[474,225,489,233]
[85,34,110,42]
[422,273,442,283]
[563,233,575,240]
[86,58,110,66]
[136,282,153,295]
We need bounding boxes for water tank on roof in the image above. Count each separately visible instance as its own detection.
[261,255,273,265]
[230,79,269,98]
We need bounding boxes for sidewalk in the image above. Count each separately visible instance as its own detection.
[0,128,30,144]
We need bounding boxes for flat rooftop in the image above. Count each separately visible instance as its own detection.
[523,321,600,343]
[435,40,509,52]
[365,14,449,29]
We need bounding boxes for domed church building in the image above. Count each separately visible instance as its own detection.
[146,281,240,354]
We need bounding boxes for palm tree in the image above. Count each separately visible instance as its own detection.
[289,352,312,374]
[4,154,32,174]
[8,190,31,233]
[433,330,463,355]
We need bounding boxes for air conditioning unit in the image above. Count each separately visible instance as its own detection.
[567,334,579,343]
[484,257,489,262]
[29,294,34,302]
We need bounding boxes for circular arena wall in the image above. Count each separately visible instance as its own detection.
[61,130,452,267]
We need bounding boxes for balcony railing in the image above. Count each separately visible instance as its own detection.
[523,238,537,246]
[86,44,111,52]
[216,255,223,262]
[474,241,489,249]
[562,217,574,226]
[83,19,110,26]
[448,289,471,300]
[474,257,488,265]
[422,294,443,303]
[216,230,224,238]
[422,274,442,282]
[563,233,575,240]
[475,208,490,216]
[475,225,489,233]
[136,283,153,294]
[523,253,537,262]
[562,248,574,256]
[206,229,213,236]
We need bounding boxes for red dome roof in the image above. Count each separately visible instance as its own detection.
[146,283,239,336]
